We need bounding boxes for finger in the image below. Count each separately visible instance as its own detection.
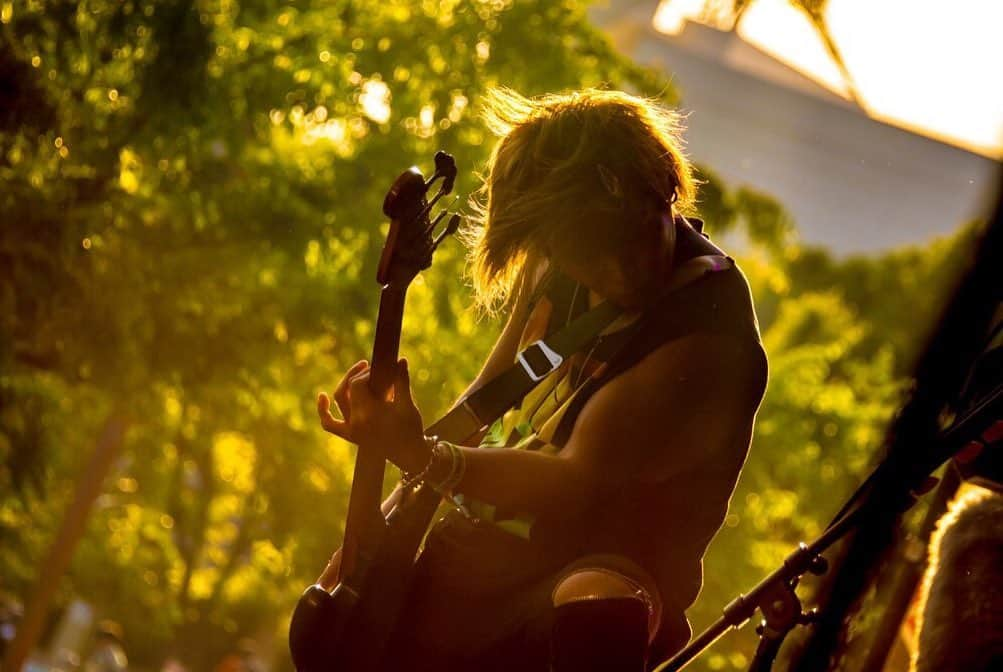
[317,392,352,440]
[348,370,372,397]
[334,360,369,420]
[393,358,416,409]
[348,371,379,417]
[318,391,340,420]
[321,415,351,439]
[349,367,371,384]
[348,368,371,393]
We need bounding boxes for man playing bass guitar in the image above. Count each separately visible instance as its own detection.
[317,88,768,671]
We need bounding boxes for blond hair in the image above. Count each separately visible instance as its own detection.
[463,87,698,314]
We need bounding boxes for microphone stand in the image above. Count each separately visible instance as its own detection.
[652,384,1003,672]
[653,499,859,672]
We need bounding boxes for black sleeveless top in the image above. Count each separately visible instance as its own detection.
[532,218,762,580]
[419,216,765,652]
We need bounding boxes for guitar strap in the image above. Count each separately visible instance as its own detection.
[424,253,733,443]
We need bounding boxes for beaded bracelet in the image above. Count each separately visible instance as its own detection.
[399,435,466,495]
[399,434,439,490]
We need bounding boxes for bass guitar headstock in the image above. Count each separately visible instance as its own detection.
[377,150,462,288]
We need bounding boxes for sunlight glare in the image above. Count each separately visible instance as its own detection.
[653,0,711,34]
[653,0,1003,157]
[305,118,347,144]
[825,0,1003,157]
[359,79,392,124]
[737,0,850,98]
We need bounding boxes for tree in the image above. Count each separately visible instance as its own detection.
[0,0,675,667]
[0,1,980,669]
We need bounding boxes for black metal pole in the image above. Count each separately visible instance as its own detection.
[858,468,961,672]
[652,381,1002,672]
[652,507,865,672]
[790,201,1002,671]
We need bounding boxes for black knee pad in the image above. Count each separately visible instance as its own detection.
[551,596,650,672]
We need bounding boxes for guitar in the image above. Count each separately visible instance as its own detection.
[289,151,463,671]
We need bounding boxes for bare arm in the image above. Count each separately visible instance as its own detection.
[446,255,548,444]
[446,332,767,521]
[317,257,548,587]
[456,255,548,401]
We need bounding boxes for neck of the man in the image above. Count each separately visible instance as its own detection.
[631,211,680,310]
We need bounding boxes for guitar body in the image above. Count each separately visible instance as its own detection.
[289,486,441,671]
[289,153,463,671]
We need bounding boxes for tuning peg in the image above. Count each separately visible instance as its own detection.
[432,213,463,250]
[425,210,448,237]
[434,151,457,194]
[444,212,461,236]
[808,556,828,576]
[422,195,460,235]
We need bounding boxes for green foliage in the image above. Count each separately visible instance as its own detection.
[0,0,669,668]
[687,227,977,670]
[0,1,980,670]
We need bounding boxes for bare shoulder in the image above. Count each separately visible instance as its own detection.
[592,330,768,438]
[632,331,767,402]
[566,330,767,484]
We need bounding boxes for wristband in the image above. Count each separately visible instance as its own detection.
[400,436,466,495]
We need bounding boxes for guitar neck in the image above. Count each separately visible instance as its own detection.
[338,284,408,588]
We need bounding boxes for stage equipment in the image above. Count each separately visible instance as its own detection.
[652,189,1002,672]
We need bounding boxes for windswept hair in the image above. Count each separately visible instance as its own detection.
[462,87,698,314]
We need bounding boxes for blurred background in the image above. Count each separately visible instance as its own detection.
[0,1,999,670]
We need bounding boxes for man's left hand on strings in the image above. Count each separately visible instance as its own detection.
[317,358,429,473]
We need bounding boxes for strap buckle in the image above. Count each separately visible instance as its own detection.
[517,340,564,382]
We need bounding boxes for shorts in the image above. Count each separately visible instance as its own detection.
[384,547,689,671]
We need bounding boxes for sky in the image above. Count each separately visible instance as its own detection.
[653,0,1003,159]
